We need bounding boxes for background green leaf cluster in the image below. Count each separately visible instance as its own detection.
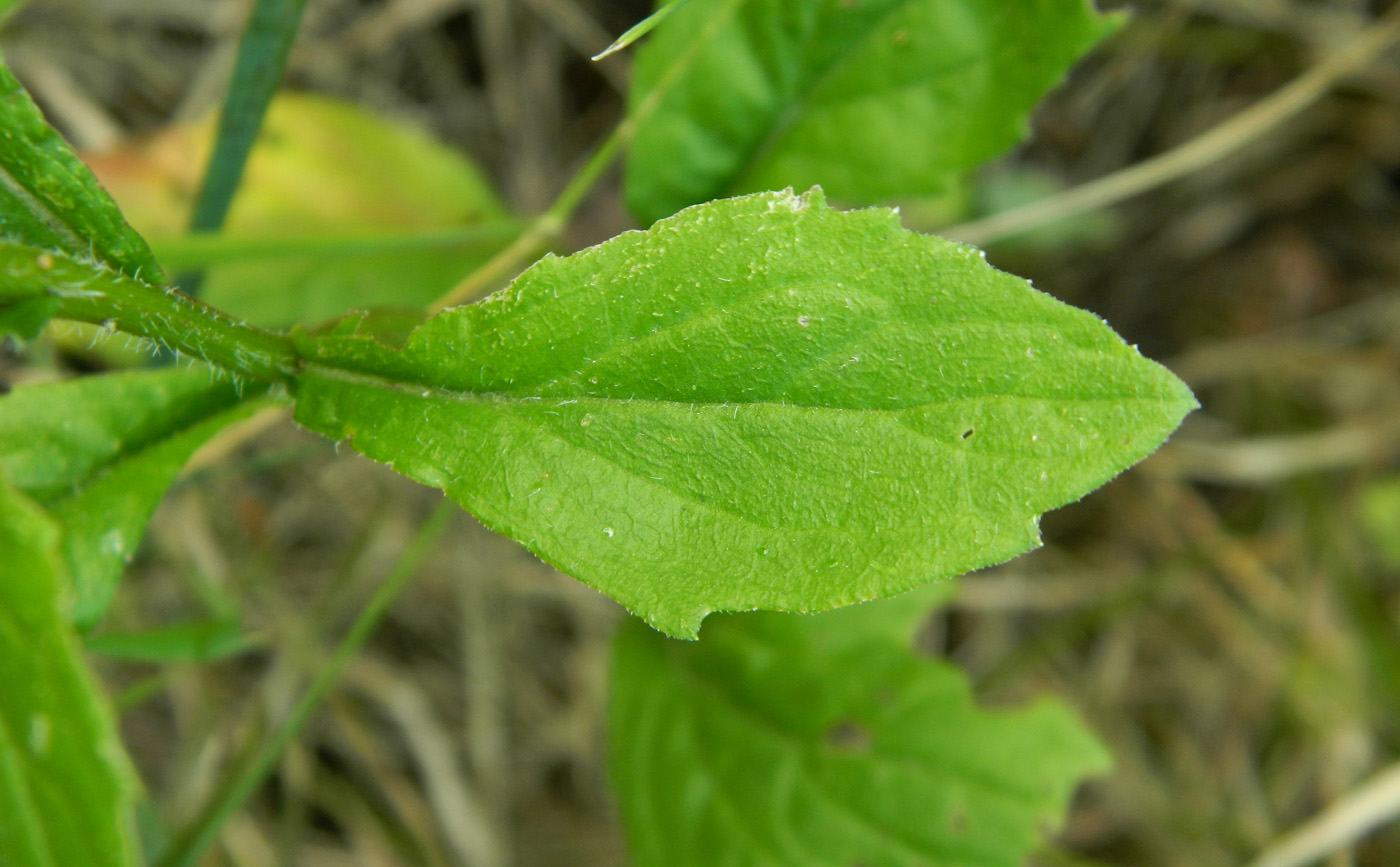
[0,1,1196,864]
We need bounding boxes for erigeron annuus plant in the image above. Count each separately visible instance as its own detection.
[0,1,1195,865]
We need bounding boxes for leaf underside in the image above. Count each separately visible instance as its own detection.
[293,188,1195,638]
[0,367,269,627]
[0,60,163,283]
[625,0,1116,223]
[0,481,136,867]
[0,57,165,339]
[610,594,1112,866]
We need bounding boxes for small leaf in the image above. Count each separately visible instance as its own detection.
[609,600,1111,866]
[625,0,1116,224]
[293,189,1195,637]
[0,59,163,283]
[0,479,138,867]
[0,367,274,627]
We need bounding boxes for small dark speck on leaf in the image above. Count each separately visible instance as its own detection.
[960,428,974,440]
[825,719,872,752]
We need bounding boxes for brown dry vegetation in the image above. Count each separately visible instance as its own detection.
[7,1,1400,865]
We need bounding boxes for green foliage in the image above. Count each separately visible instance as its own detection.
[611,586,1112,866]
[294,188,1193,637]
[0,367,273,626]
[625,0,1116,223]
[0,61,163,285]
[0,242,300,381]
[0,4,1197,863]
[0,480,137,867]
[1360,475,1400,569]
[84,619,252,664]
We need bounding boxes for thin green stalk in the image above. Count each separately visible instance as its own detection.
[155,498,456,867]
[431,126,625,310]
[153,220,525,271]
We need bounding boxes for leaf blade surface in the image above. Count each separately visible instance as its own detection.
[0,480,137,867]
[0,60,163,282]
[609,597,1111,866]
[294,189,1194,637]
[625,0,1115,223]
[0,367,273,627]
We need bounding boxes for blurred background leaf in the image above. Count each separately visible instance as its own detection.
[86,93,513,327]
[610,584,1111,867]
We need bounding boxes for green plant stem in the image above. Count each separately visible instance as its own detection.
[431,0,734,310]
[153,220,525,270]
[154,497,455,867]
[47,256,300,383]
[431,126,626,310]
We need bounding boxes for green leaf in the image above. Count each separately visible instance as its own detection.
[625,0,1116,224]
[0,60,163,283]
[292,188,1195,638]
[0,294,59,341]
[609,599,1111,866]
[0,479,138,867]
[0,57,164,337]
[0,367,274,627]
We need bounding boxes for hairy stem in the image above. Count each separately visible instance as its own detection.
[1,242,300,382]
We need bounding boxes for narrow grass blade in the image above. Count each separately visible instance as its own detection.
[593,0,692,60]
[155,499,455,867]
[0,60,163,282]
[0,480,139,867]
[187,0,308,239]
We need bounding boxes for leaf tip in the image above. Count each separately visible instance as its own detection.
[640,606,709,641]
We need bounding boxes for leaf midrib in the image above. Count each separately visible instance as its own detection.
[305,359,1156,415]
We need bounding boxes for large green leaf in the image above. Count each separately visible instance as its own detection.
[609,593,1111,866]
[292,188,1194,637]
[0,60,162,283]
[625,0,1115,224]
[0,480,138,867]
[0,367,272,627]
